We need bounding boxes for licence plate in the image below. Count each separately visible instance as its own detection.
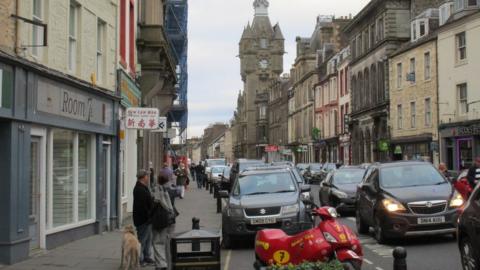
[251,217,276,225]
[417,216,445,224]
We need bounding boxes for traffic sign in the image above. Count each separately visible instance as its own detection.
[158,117,167,132]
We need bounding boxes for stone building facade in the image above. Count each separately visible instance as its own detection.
[290,16,350,163]
[345,0,412,164]
[337,47,352,165]
[237,0,284,159]
[437,6,480,171]
[200,123,229,160]
[389,8,440,164]
[266,75,291,162]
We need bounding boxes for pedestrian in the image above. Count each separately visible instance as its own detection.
[175,163,189,198]
[159,163,175,187]
[151,174,176,270]
[438,163,451,179]
[133,169,155,266]
[466,157,480,189]
[195,162,205,189]
[190,163,196,182]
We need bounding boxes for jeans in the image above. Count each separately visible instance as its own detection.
[153,225,175,268]
[136,223,153,262]
[197,175,203,188]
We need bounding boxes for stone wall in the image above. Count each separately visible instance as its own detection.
[0,0,15,54]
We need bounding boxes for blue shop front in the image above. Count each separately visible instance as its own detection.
[0,52,119,264]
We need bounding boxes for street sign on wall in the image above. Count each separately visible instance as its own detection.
[126,107,159,129]
[158,117,167,132]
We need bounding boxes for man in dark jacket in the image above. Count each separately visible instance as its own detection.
[467,157,480,189]
[133,169,155,266]
[195,162,205,188]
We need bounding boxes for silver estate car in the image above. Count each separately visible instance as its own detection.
[219,167,311,248]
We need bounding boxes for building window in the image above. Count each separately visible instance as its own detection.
[259,105,267,120]
[120,0,126,63]
[456,0,465,10]
[0,65,13,109]
[377,17,384,41]
[370,24,375,46]
[410,102,416,128]
[397,104,403,129]
[243,126,247,141]
[425,98,432,126]
[468,0,478,7]
[458,83,468,115]
[409,58,416,83]
[129,1,135,72]
[50,130,95,229]
[68,2,78,73]
[96,20,105,84]
[419,21,426,36]
[397,63,402,88]
[424,52,431,80]
[456,32,467,62]
[260,38,268,49]
[32,0,43,57]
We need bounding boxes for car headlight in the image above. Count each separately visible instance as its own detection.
[382,198,406,212]
[227,208,243,217]
[450,191,464,208]
[323,232,337,243]
[332,189,348,199]
[282,204,300,216]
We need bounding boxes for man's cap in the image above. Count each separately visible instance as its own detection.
[137,169,149,178]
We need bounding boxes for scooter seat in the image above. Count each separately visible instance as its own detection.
[257,229,288,241]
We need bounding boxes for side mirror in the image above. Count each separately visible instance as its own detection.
[300,185,311,193]
[218,190,230,198]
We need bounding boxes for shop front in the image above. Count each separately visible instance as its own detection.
[390,135,434,162]
[0,54,118,264]
[117,70,141,224]
[440,121,480,171]
[339,134,351,165]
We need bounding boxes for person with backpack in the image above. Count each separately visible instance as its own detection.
[151,174,176,270]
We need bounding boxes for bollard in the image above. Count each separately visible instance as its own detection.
[393,247,407,270]
[210,182,214,194]
[192,217,200,251]
[216,195,222,213]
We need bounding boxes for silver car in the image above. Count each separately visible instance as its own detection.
[219,167,311,248]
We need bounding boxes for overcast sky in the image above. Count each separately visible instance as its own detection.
[187,0,370,138]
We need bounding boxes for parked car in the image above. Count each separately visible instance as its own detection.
[296,163,310,175]
[205,158,227,174]
[355,161,463,244]
[457,184,480,270]
[219,167,311,248]
[209,165,229,184]
[226,159,265,191]
[318,163,337,181]
[219,166,232,191]
[319,167,366,212]
[304,163,323,183]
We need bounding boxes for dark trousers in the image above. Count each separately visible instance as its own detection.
[136,223,153,262]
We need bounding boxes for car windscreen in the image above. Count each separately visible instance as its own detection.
[211,167,226,174]
[233,172,296,196]
[292,169,304,183]
[333,169,365,185]
[207,160,225,167]
[239,162,264,171]
[380,164,447,188]
[324,164,337,171]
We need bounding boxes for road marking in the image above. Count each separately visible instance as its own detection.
[224,249,231,270]
[363,258,373,265]
[376,267,384,270]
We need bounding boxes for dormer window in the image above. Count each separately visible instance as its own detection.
[260,38,268,49]
[411,19,429,41]
[440,2,455,26]
[455,0,479,11]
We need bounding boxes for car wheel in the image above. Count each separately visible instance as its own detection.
[374,214,388,244]
[355,208,369,234]
[460,236,479,270]
[342,260,361,270]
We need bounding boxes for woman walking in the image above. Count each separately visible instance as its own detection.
[151,175,176,270]
[174,163,189,198]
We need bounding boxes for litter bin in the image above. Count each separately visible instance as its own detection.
[170,228,221,270]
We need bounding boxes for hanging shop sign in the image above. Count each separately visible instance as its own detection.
[126,107,159,129]
[394,145,402,155]
[265,145,279,152]
[378,139,390,152]
[118,70,141,108]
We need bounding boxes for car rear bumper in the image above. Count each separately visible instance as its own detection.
[379,208,460,237]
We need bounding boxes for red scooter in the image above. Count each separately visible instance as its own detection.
[254,206,363,270]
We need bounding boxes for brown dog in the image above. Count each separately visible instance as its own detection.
[120,225,141,270]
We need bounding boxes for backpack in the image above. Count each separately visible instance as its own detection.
[151,202,174,231]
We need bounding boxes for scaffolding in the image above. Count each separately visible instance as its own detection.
[165,0,188,144]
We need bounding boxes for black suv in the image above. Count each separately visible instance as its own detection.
[458,185,480,270]
[355,161,463,243]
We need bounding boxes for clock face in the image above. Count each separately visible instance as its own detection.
[259,59,269,70]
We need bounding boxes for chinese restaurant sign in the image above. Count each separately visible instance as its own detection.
[126,108,159,129]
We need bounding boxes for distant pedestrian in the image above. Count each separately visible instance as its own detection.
[175,163,189,198]
[151,175,176,270]
[438,163,451,179]
[159,163,174,187]
[467,157,480,189]
[195,162,205,188]
[133,169,155,266]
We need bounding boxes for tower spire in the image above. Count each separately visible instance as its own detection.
[253,0,269,16]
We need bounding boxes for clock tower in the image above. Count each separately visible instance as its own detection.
[238,0,285,159]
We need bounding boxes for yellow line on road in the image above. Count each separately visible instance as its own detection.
[224,249,232,270]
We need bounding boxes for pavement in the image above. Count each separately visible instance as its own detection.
[0,185,221,270]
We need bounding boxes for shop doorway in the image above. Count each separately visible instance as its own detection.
[100,142,111,231]
[30,128,46,251]
[457,138,473,170]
